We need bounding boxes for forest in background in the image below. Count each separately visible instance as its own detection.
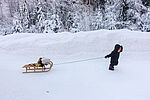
[0,0,150,35]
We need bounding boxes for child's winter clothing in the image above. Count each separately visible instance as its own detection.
[36,58,44,67]
[105,44,123,70]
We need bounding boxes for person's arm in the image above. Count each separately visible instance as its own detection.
[105,51,113,58]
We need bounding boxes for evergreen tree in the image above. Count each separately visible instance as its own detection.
[91,9,103,30]
[141,0,150,7]
[103,0,117,30]
[141,7,150,32]
[1,0,150,35]
[114,0,129,29]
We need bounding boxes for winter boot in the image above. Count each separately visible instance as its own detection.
[109,65,114,71]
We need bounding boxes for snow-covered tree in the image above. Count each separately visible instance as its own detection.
[141,0,150,7]
[91,9,103,30]
[43,13,63,33]
[124,0,147,31]
[1,0,150,35]
[141,8,150,32]
[70,2,90,32]
[103,0,117,30]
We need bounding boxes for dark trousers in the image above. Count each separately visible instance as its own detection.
[109,61,118,70]
[109,63,118,70]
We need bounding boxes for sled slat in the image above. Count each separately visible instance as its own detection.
[23,70,49,73]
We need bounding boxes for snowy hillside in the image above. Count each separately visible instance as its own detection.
[0,30,150,100]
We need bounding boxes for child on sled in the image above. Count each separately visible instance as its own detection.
[36,58,44,67]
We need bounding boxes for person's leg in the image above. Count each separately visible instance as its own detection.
[109,64,114,70]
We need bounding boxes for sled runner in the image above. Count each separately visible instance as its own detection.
[23,61,53,73]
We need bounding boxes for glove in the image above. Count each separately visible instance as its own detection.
[105,55,109,58]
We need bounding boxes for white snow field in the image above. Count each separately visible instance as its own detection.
[0,29,150,100]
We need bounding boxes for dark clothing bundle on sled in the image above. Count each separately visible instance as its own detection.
[105,44,123,71]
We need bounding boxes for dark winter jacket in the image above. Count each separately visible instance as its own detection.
[36,60,44,67]
[105,44,123,65]
[38,60,43,65]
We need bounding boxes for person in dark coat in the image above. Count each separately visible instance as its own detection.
[36,58,44,67]
[105,44,123,70]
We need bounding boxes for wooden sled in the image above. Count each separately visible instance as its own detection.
[23,61,53,73]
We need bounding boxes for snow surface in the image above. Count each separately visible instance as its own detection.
[0,29,150,100]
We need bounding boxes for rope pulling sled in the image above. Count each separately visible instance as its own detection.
[54,56,104,65]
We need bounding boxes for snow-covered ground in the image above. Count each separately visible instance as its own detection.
[0,30,150,100]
